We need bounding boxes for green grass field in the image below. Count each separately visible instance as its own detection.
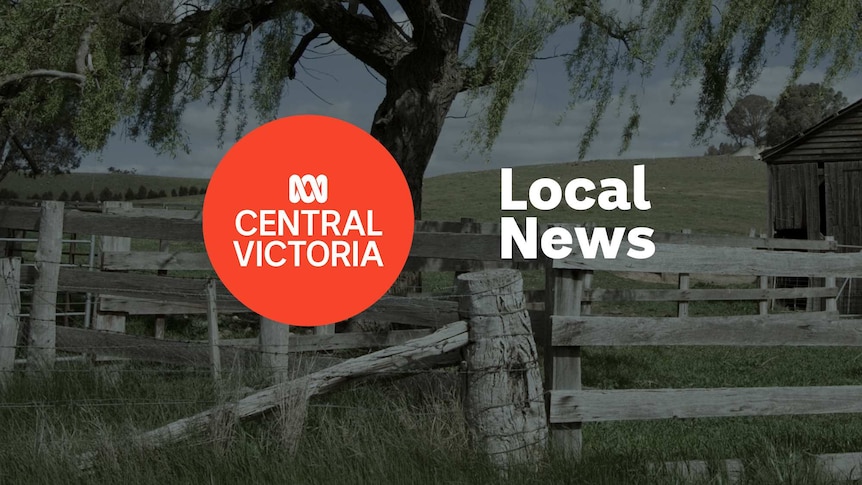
[424,154,767,234]
[3,155,860,484]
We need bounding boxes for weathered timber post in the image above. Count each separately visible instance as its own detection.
[457,269,548,469]
[0,258,21,384]
[154,239,170,339]
[90,202,131,381]
[545,265,585,458]
[259,316,291,383]
[205,280,221,381]
[453,217,477,285]
[93,202,132,337]
[678,229,691,317]
[28,201,64,370]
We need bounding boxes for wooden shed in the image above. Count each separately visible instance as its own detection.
[759,97,862,314]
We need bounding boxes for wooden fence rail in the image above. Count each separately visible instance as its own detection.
[546,240,862,460]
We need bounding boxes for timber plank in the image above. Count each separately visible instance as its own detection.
[554,243,862,277]
[550,386,862,423]
[102,251,213,271]
[55,326,251,367]
[551,312,861,346]
[584,287,839,302]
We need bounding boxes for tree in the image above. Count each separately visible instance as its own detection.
[99,187,113,201]
[124,188,135,201]
[766,83,848,146]
[2,2,862,218]
[725,95,772,147]
[704,142,742,156]
[108,166,137,175]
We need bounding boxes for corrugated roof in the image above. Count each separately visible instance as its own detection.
[758,97,862,162]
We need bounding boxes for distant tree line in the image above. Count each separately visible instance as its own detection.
[0,184,207,201]
[705,83,848,155]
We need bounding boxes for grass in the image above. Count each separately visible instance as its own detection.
[424,155,767,234]
[3,364,856,484]
[3,154,861,484]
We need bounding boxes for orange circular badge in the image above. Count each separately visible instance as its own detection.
[203,115,414,326]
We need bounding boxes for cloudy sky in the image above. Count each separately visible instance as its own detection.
[79,5,862,180]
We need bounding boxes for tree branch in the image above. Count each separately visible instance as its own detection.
[569,1,646,63]
[395,0,447,47]
[361,0,411,41]
[287,26,324,80]
[75,21,98,76]
[118,0,412,78]
[0,70,86,95]
[0,16,96,100]
[292,0,412,76]
[7,129,41,175]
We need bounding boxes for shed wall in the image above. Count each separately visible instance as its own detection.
[769,162,820,240]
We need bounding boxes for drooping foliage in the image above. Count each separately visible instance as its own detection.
[1,0,861,201]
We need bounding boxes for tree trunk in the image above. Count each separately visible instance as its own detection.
[357,53,462,306]
[369,53,462,220]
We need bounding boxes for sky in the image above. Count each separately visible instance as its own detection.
[78,4,862,180]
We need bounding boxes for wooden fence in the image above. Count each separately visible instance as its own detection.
[0,202,553,373]
[6,200,862,476]
[1,200,850,373]
[545,238,862,475]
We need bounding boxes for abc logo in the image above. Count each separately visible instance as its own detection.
[289,174,328,204]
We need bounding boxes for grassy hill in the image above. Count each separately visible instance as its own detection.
[1,154,767,236]
[424,154,767,235]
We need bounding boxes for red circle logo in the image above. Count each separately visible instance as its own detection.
[203,115,414,326]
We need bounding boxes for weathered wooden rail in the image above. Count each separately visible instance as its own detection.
[546,239,862,480]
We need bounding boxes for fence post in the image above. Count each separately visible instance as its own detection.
[825,236,838,313]
[154,239,169,339]
[205,279,221,381]
[28,201,64,370]
[259,316,290,383]
[678,229,691,318]
[453,217,477,284]
[545,265,585,458]
[93,202,131,337]
[458,268,547,469]
[0,257,21,384]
